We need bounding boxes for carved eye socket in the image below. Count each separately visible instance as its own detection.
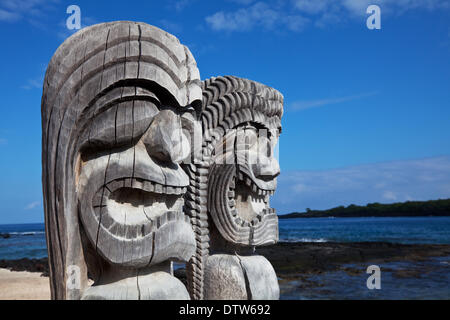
[83,100,159,152]
[236,128,273,155]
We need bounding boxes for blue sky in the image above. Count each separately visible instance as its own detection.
[0,0,449,223]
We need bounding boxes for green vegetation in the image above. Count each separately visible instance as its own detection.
[279,199,450,219]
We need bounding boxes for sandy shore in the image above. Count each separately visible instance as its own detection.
[0,268,50,300]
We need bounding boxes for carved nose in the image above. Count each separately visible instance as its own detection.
[142,109,190,164]
[254,156,280,179]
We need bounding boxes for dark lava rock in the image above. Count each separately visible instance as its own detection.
[0,258,49,277]
[393,269,423,279]
[342,267,364,276]
[258,242,450,278]
[0,233,11,239]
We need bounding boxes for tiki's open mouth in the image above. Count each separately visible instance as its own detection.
[229,172,276,224]
[94,178,186,226]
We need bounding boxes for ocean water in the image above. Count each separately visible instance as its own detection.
[1,217,450,260]
[0,223,47,260]
[279,216,450,244]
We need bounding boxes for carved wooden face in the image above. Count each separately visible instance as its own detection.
[233,126,280,223]
[208,125,280,247]
[77,85,197,268]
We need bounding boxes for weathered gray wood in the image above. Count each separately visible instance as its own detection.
[43,21,283,301]
[186,76,284,300]
[42,21,201,300]
[203,254,247,300]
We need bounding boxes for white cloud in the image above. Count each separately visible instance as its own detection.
[0,8,20,21]
[21,77,43,90]
[0,1,98,40]
[25,201,41,210]
[272,156,450,213]
[206,2,309,32]
[206,0,450,32]
[290,92,378,111]
[382,191,397,201]
[293,0,330,14]
[206,2,277,32]
[173,0,193,11]
[0,0,59,24]
[294,0,450,16]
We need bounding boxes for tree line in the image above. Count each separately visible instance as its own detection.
[280,199,450,219]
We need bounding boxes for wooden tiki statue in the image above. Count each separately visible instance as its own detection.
[186,76,284,300]
[42,21,202,300]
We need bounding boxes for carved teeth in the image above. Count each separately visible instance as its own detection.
[133,179,143,189]
[106,178,187,196]
[143,181,154,192]
[235,171,276,198]
[124,178,133,188]
[166,186,176,195]
[154,184,163,194]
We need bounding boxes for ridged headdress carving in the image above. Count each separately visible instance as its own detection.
[186,76,283,300]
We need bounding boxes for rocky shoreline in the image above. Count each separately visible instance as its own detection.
[2,242,450,282]
[0,258,49,277]
[259,241,450,278]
